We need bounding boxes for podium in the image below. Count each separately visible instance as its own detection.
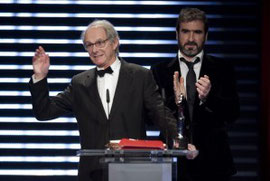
[77,149,198,181]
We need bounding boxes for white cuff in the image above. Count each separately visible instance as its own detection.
[32,74,43,84]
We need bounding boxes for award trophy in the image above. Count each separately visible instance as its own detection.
[174,94,188,149]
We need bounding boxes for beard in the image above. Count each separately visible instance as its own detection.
[179,41,204,57]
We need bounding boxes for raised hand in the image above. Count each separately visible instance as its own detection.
[173,71,186,105]
[32,46,50,80]
[196,75,211,101]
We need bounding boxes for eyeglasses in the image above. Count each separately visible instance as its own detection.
[84,38,110,50]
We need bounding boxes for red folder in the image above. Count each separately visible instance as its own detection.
[118,138,165,150]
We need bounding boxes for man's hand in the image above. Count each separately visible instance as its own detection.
[173,140,198,159]
[173,71,186,104]
[196,75,211,101]
[32,46,50,80]
[186,143,198,159]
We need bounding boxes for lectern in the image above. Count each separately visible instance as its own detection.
[77,149,198,181]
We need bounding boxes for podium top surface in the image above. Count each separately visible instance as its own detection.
[77,149,198,159]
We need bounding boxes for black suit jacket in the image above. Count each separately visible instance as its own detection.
[29,59,177,181]
[151,54,240,178]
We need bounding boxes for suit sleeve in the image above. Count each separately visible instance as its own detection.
[151,63,178,116]
[199,61,240,125]
[142,70,178,140]
[29,77,73,120]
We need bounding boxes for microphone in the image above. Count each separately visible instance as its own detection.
[106,89,111,141]
[106,89,110,104]
[106,89,110,116]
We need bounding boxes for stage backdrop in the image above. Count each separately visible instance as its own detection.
[0,1,261,181]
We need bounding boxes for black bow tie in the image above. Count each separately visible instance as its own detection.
[96,66,113,77]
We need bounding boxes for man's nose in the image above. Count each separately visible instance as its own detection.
[91,44,98,53]
[188,32,194,41]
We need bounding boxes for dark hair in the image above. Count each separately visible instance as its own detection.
[176,8,208,33]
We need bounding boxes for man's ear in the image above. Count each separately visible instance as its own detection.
[176,31,179,40]
[113,38,119,50]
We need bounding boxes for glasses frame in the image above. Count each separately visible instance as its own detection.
[85,38,110,51]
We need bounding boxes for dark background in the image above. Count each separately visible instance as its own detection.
[0,0,269,181]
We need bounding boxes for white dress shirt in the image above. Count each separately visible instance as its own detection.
[97,57,121,119]
[32,57,121,119]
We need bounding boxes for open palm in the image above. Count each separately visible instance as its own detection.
[32,46,50,80]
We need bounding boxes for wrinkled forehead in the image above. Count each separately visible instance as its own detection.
[84,26,107,42]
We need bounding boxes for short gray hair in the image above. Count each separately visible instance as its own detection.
[81,19,120,54]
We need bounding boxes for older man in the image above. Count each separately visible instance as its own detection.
[29,20,178,181]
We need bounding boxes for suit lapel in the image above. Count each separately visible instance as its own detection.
[168,56,181,76]
[167,56,181,91]
[163,56,181,109]
[199,54,210,78]
[84,69,108,121]
[109,59,132,118]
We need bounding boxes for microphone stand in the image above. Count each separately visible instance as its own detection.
[106,89,110,141]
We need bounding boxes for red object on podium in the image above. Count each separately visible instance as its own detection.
[118,138,165,150]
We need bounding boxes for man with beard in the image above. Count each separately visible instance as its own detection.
[151,8,239,181]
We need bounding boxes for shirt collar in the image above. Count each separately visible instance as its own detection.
[110,57,121,72]
[96,56,121,71]
[178,50,204,63]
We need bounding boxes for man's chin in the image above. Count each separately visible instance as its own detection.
[182,50,199,57]
[92,59,105,67]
